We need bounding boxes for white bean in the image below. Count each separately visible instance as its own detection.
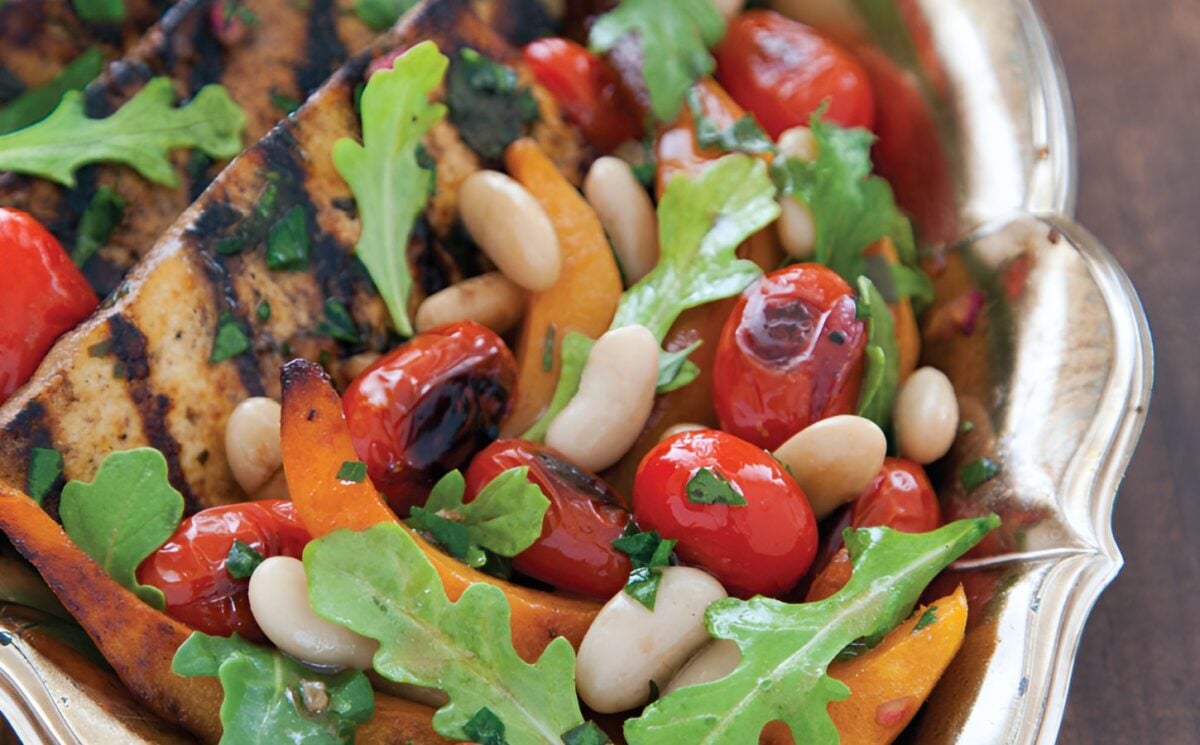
[774,415,887,519]
[659,422,707,442]
[248,557,378,670]
[777,126,819,161]
[777,196,817,259]
[894,367,959,465]
[225,397,286,498]
[545,325,659,472]
[584,157,660,285]
[663,639,741,696]
[575,567,727,713]
[459,170,561,291]
[414,272,526,334]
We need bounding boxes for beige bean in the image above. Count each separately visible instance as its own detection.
[584,157,660,285]
[894,367,959,465]
[248,557,378,670]
[225,397,286,498]
[663,639,741,696]
[777,126,819,161]
[777,196,817,259]
[545,325,659,472]
[774,415,887,519]
[459,170,561,291]
[659,422,708,442]
[575,567,727,713]
[414,272,526,334]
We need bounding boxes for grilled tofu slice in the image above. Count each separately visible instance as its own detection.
[0,0,586,517]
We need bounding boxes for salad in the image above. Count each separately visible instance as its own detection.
[0,0,1003,743]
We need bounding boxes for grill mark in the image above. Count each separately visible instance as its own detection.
[196,248,267,397]
[296,0,348,96]
[108,314,203,513]
[2,400,66,521]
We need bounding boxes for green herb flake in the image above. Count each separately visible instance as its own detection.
[215,236,244,256]
[0,77,245,187]
[541,324,556,373]
[445,47,539,161]
[913,605,938,633]
[70,0,125,23]
[210,311,251,363]
[225,539,265,580]
[336,460,368,484]
[563,721,612,745]
[87,338,113,358]
[656,342,702,394]
[463,706,508,745]
[0,48,103,135]
[521,331,594,443]
[960,458,1001,491]
[318,299,361,344]
[59,449,184,609]
[960,420,975,434]
[688,89,774,154]
[26,447,64,506]
[612,528,676,610]
[270,89,302,115]
[265,205,310,271]
[685,467,747,506]
[72,185,126,267]
[855,276,899,432]
[255,299,271,322]
[352,0,418,29]
[256,181,279,219]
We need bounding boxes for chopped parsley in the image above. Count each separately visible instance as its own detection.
[685,467,746,506]
[612,528,676,610]
[26,447,64,506]
[210,311,251,363]
[960,420,975,434]
[225,540,265,579]
[913,605,938,633]
[336,460,368,484]
[541,324,556,372]
[70,0,125,23]
[317,299,360,344]
[462,706,507,745]
[73,186,126,267]
[562,721,612,745]
[269,89,302,115]
[215,236,244,256]
[255,299,271,322]
[445,48,538,161]
[265,206,310,271]
[688,89,773,154]
[960,458,1001,491]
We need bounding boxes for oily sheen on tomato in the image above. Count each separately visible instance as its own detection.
[714,10,875,138]
[0,209,97,401]
[465,439,632,598]
[851,457,942,533]
[342,321,517,515]
[713,264,866,451]
[137,501,311,640]
[633,429,817,598]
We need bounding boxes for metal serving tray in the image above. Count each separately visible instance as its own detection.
[0,0,1153,742]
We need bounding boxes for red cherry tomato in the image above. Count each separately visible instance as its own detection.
[714,10,875,138]
[633,429,817,598]
[342,321,517,515]
[464,439,631,598]
[851,457,942,533]
[136,500,311,640]
[713,264,867,450]
[523,38,644,151]
[0,209,98,401]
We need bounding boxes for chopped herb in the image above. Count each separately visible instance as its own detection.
[318,299,360,344]
[462,706,507,745]
[225,539,265,579]
[834,637,874,662]
[72,185,126,267]
[913,605,938,633]
[445,48,538,160]
[256,182,279,219]
[541,324,556,372]
[0,48,103,135]
[613,528,676,610]
[87,338,113,357]
[960,420,975,434]
[631,160,655,190]
[855,276,900,432]
[270,89,302,115]
[656,342,702,394]
[255,299,271,322]
[685,467,747,506]
[351,0,418,29]
[688,89,774,154]
[265,205,310,271]
[960,458,1001,491]
[336,460,368,484]
[210,311,250,363]
[214,236,244,256]
[70,0,124,23]
[26,447,64,506]
[563,721,612,745]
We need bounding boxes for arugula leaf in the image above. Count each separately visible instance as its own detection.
[333,41,446,338]
[407,468,549,568]
[26,447,64,506]
[685,468,747,506]
[305,523,586,744]
[173,632,374,745]
[612,529,676,610]
[71,0,124,24]
[589,0,725,123]
[445,48,538,161]
[0,77,245,188]
[59,449,183,609]
[73,186,126,267]
[624,517,999,744]
[521,330,594,443]
[855,276,899,431]
[352,0,418,30]
[0,48,103,135]
[225,540,265,580]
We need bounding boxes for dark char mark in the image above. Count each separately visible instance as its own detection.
[108,314,204,514]
[2,400,66,522]
[296,0,348,96]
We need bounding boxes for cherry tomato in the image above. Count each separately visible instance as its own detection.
[464,439,631,598]
[523,38,644,151]
[633,429,817,598]
[851,456,942,533]
[654,77,747,197]
[713,264,867,450]
[137,500,311,640]
[343,321,517,515]
[0,209,98,401]
[714,10,876,138]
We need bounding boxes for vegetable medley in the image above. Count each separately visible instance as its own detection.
[0,0,1006,743]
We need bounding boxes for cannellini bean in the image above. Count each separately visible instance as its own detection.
[777,197,817,259]
[777,126,819,161]
[663,639,741,696]
[459,170,561,291]
[545,325,659,472]
[575,567,727,713]
[774,415,887,519]
[225,397,286,498]
[248,556,378,670]
[710,0,746,20]
[894,367,959,465]
[414,272,526,334]
[659,422,708,442]
[584,157,660,285]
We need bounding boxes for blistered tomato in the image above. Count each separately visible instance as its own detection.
[137,500,311,640]
[713,264,866,450]
[465,439,631,598]
[342,321,517,515]
[633,429,817,598]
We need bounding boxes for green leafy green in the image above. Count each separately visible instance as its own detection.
[855,276,899,431]
[407,468,549,569]
[173,632,374,745]
[210,311,251,363]
[624,517,999,744]
[26,447,64,506]
[265,205,310,271]
[656,342,702,394]
[463,707,508,745]
[0,77,245,187]
[352,0,418,30]
[521,330,594,443]
[333,41,446,338]
[225,540,265,580]
[0,48,103,135]
[960,458,1001,491]
[71,0,124,24]
[59,449,184,609]
[687,88,773,154]
[305,522,585,744]
[445,48,538,161]
[73,185,126,266]
[336,460,368,483]
[589,0,726,123]
[685,468,747,506]
[612,529,676,610]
